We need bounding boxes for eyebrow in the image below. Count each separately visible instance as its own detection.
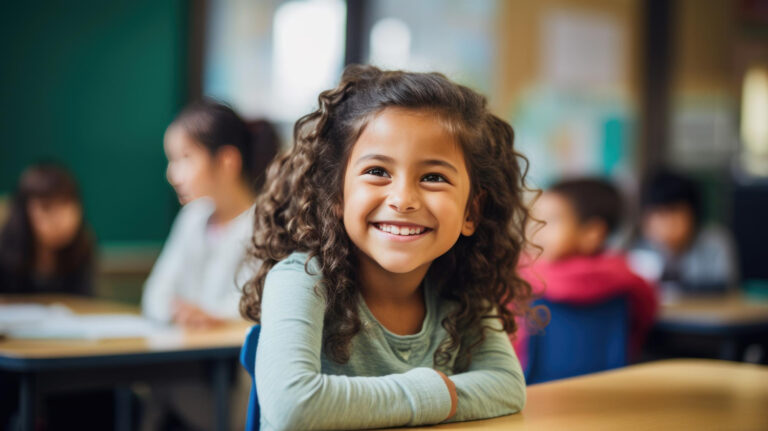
[355,153,459,173]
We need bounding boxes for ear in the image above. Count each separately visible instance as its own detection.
[579,219,608,254]
[461,192,484,237]
[215,145,243,175]
[461,218,477,236]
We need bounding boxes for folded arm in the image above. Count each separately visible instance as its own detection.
[447,316,526,422]
[256,259,452,430]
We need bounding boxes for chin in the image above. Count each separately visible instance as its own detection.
[369,252,431,274]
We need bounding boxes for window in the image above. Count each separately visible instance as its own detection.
[204,0,346,123]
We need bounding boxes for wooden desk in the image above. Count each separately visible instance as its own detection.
[654,292,768,360]
[0,294,251,431]
[408,360,768,430]
[658,291,768,328]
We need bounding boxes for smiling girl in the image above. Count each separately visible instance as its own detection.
[241,66,534,430]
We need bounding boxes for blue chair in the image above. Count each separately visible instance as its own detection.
[525,296,629,385]
[240,325,261,431]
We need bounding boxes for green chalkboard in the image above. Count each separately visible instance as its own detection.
[0,1,188,245]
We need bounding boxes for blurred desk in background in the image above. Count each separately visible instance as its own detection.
[96,243,162,305]
[654,291,768,360]
[405,360,768,430]
[0,294,250,431]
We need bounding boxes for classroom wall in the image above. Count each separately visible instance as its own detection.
[0,1,189,246]
[672,0,736,97]
[492,0,643,187]
[494,0,642,115]
[668,0,739,224]
[492,0,744,225]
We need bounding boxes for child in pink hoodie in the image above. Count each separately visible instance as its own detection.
[513,179,658,370]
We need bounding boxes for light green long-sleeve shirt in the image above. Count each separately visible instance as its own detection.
[256,252,526,430]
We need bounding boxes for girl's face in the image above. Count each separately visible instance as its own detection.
[27,198,82,250]
[342,108,476,276]
[164,126,215,205]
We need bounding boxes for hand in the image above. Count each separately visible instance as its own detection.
[172,299,225,329]
[436,370,457,421]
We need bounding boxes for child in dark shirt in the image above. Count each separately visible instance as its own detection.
[0,163,94,295]
[629,170,738,296]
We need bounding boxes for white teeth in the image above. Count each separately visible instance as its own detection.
[376,224,425,236]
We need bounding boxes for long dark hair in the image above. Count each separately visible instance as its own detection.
[0,163,94,292]
[241,65,536,371]
[169,100,280,192]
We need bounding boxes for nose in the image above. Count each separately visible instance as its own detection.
[387,179,420,213]
[166,163,179,187]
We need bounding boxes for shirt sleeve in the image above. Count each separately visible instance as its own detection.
[693,227,740,289]
[447,315,526,423]
[256,255,452,431]
[141,206,192,323]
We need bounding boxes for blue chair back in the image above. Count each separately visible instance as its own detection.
[240,325,261,431]
[526,296,628,385]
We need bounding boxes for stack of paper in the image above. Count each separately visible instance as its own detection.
[0,303,163,339]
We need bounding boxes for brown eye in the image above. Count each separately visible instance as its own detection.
[364,167,390,178]
[421,173,447,183]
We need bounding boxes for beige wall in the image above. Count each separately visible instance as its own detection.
[494,0,642,114]
[495,0,741,108]
[671,0,736,99]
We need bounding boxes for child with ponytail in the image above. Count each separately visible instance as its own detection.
[140,101,279,430]
[142,100,279,327]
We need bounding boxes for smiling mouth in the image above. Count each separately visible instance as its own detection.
[372,222,432,236]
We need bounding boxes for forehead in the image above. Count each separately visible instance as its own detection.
[537,192,577,216]
[351,108,464,163]
[647,202,692,214]
[164,126,204,154]
[28,196,78,210]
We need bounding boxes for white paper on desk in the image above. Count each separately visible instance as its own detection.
[4,313,164,340]
[0,304,73,328]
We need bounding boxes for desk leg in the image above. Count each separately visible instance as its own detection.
[114,386,132,431]
[212,359,231,431]
[18,373,36,431]
[720,338,739,361]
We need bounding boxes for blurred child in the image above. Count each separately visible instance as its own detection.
[514,179,658,369]
[0,163,114,430]
[241,65,530,430]
[141,101,279,328]
[139,101,278,431]
[629,170,738,296]
[0,163,94,294]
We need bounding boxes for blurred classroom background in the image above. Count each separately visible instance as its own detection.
[1,0,768,429]
[3,0,767,300]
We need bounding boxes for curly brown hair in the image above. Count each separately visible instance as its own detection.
[241,65,536,371]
